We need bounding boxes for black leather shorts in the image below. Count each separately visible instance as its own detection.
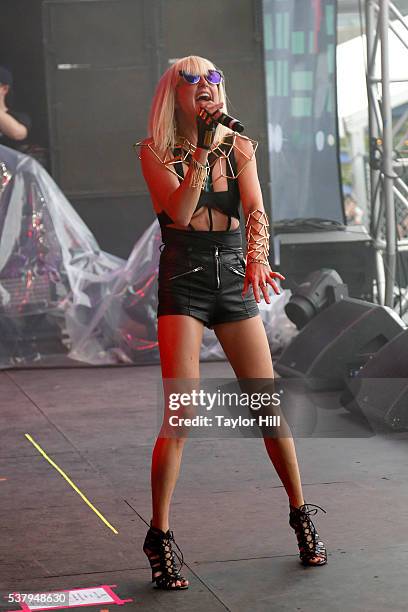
[157,226,259,329]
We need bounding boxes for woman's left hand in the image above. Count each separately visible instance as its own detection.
[242,262,285,304]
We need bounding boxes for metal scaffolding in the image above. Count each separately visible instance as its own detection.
[365,0,408,308]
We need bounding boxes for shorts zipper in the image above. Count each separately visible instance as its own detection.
[214,246,220,289]
[168,266,204,280]
[224,264,245,277]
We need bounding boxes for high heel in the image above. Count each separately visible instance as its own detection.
[289,503,327,566]
[143,522,189,589]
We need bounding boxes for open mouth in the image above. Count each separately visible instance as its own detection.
[196,92,212,101]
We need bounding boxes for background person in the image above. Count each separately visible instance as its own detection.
[0,65,31,152]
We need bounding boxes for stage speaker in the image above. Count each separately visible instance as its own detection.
[273,226,375,301]
[340,330,408,431]
[275,297,405,390]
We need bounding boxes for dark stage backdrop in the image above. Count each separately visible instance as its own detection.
[262,0,344,222]
[41,0,268,257]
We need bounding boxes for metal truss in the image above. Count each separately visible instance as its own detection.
[365,0,408,308]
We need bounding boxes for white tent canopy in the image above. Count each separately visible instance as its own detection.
[337,15,408,137]
[336,14,408,210]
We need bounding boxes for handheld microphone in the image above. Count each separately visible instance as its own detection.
[215,111,245,133]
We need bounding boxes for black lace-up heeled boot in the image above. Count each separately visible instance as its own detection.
[289,503,327,566]
[143,522,189,589]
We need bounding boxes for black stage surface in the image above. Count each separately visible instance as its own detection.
[1,360,407,611]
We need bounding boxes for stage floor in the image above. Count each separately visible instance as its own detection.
[1,361,407,612]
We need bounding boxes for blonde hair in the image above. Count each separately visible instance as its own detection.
[147,55,232,155]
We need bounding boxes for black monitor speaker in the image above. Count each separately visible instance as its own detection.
[340,330,408,431]
[275,297,405,390]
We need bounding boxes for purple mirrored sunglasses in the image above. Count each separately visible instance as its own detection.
[178,69,223,85]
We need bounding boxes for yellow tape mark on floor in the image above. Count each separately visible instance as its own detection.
[25,433,118,534]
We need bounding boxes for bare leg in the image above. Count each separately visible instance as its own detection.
[147,314,204,587]
[144,315,203,588]
[262,436,304,507]
[213,315,323,564]
[214,315,304,505]
[151,436,187,532]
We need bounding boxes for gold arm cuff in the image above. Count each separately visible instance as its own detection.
[245,209,270,266]
[189,157,209,189]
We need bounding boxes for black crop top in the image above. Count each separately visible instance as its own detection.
[156,135,241,231]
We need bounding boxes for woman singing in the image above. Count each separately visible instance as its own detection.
[137,55,327,590]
